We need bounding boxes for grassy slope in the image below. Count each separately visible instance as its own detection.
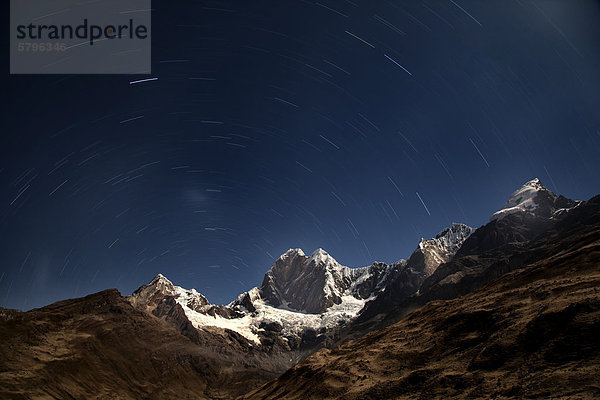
[0,289,276,400]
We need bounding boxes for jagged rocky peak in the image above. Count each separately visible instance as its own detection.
[274,248,335,267]
[491,178,580,221]
[432,223,476,253]
[408,223,474,277]
[269,248,340,277]
[260,247,346,313]
[259,247,402,314]
[279,248,306,259]
[231,287,262,313]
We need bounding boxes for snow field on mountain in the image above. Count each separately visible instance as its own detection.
[178,293,370,345]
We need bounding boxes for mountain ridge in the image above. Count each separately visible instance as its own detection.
[243,193,600,400]
[1,177,592,400]
[128,219,476,353]
[351,177,583,331]
[127,178,580,356]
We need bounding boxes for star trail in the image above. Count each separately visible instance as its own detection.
[2,0,600,310]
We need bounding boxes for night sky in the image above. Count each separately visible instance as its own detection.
[2,0,600,310]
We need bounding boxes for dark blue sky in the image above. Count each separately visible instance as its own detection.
[2,0,600,310]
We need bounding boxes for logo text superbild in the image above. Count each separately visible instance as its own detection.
[16,19,148,45]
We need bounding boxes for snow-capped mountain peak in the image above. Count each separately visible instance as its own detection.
[280,248,306,259]
[491,178,545,221]
[144,273,176,296]
[308,248,334,265]
[150,272,170,283]
[491,178,580,221]
[130,273,210,313]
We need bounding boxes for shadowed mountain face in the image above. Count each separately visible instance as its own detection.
[244,196,600,400]
[411,179,583,309]
[355,178,582,328]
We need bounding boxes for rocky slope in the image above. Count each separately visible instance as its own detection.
[244,194,600,400]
